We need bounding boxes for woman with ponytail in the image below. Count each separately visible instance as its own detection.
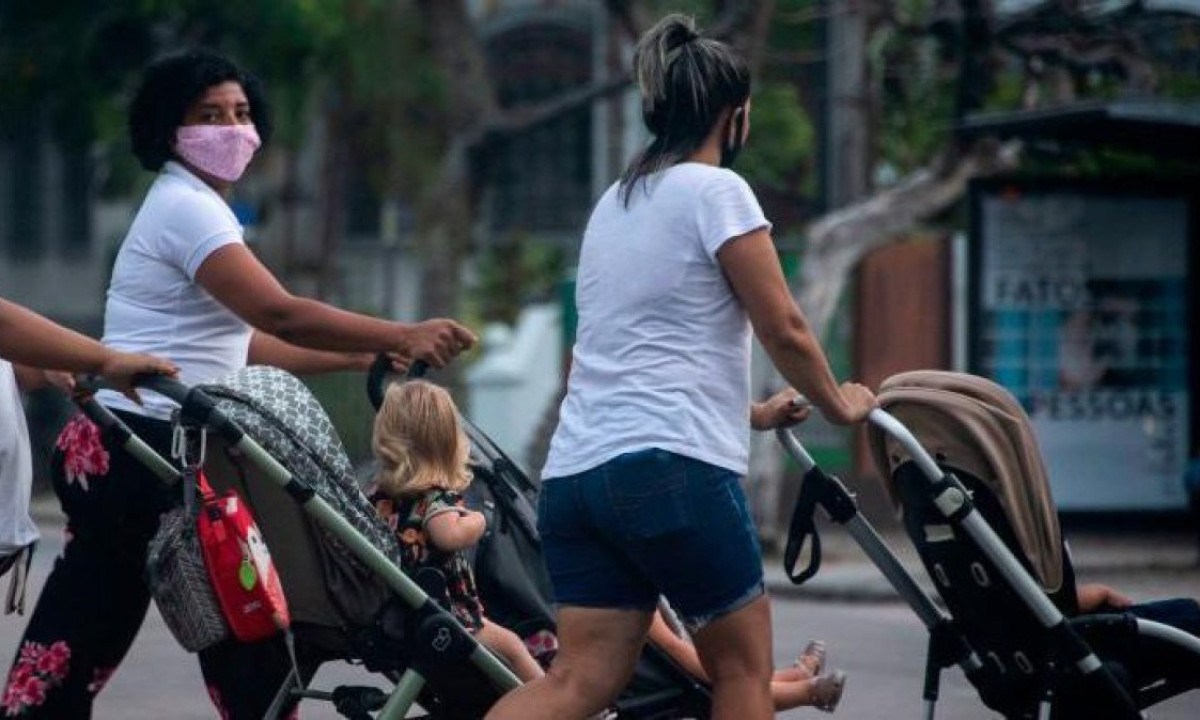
[488,14,875,720]
[371,381,545,683]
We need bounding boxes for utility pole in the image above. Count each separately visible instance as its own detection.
[825,0,870,209]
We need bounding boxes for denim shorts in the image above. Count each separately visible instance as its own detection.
[538,448,764,632]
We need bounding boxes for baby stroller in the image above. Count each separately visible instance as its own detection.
[778,370,1200,719]
[76,362,709,719]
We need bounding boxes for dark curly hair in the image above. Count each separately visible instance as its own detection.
[129,49,272,172]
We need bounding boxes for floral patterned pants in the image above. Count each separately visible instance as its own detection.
[3,412,304,719]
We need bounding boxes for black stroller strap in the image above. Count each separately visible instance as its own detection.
[784,466,860,585]
[783,468,825,585]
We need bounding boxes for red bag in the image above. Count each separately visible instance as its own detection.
[195,470,290,643]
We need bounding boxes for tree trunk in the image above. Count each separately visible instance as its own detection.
[278,148,301,279]
[797,139,1021,340]
[316,87,350,300]
[412,0,501,322]
[415,142,473,322]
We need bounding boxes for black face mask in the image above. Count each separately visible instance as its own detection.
[720,108,746,169]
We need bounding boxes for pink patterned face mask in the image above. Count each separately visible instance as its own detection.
[174,124,261,182]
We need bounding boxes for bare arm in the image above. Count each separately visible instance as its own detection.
[247,332,372,376]
[424,509,487,552]
[0,299,177,397]
[0,298,121,372]
[195,244,476,368]
[12,364,49,391]
[11,365,73,394]
[750,388,812,431]
[1076,583,1134,613]
[717,230,875,425]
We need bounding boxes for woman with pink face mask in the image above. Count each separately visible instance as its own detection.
[3,50,476,719]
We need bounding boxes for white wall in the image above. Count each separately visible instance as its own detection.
[466,303,562,472]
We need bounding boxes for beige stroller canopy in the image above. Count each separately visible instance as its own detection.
[867,371,1065,593]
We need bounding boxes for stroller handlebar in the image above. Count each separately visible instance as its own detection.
[866,408,944,483]
[366,354,428,411]
[75,373,192,406]
[75,373,237,441]
[774,427,817,474]
[134,374,192,404]
[776,410,945,485]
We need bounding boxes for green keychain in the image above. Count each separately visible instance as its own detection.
[239,556,258,591]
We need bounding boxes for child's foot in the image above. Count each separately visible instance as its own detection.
[810,669,847,713]
[794,639,826,677]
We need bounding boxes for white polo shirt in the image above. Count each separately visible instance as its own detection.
[99,161,251,419]
[0,361,38,555]
[543,163,771,478]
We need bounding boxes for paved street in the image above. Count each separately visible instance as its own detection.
[3,513,1198,718]
[770,599,1200,719]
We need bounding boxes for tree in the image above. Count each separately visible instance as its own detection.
[792,0,1199,339]
[406,0,794,326]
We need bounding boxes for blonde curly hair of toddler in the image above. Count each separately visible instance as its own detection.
[373,380,472,499]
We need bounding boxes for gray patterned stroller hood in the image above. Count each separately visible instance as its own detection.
[197,366,401,634]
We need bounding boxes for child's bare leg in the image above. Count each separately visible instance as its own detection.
[476,618,546,682]
[772,665,811,682]
[771,670,846,713]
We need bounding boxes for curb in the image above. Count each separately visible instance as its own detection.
[762,555,1200,604]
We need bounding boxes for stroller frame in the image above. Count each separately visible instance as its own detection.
[77,375,521,720]
[777,407,1200,720]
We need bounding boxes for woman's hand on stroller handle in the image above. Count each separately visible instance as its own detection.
[821,382,877,425]
[395,319,477,371]
[751,389,812,430]
[73,371,188,406]
[365,354,433,411]
[367,319,476,409]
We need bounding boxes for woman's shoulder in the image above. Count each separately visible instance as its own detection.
[668,162,745,185]
[148,164,239,226]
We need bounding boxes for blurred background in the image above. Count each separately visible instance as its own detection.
[2,0,1199,550]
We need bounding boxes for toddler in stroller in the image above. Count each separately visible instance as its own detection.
[777,370,1200,719]
[368,379,544,682]
[76,364,711,719]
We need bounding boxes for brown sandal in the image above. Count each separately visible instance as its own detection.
[810,669,847,713]
[794,639,827,677]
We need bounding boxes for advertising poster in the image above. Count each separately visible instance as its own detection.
[974,187,1190,510]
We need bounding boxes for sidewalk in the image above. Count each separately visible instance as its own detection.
[31,495,1200,604]
[761,517,1200,605]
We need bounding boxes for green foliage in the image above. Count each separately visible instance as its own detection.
[0,2,154,144]
[1022,146,1200,178]
[738,82,816,195]
[1161,69,1200,100]
[984,72,1025,112]
[871,24,958,174]
[301,371,376,465]
[337,1,448,198]
[469,235,566,326]
[648,0,714,22]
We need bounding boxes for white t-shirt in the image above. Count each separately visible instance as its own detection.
[0,362,38,556]
[543,163,771,478]
[99,161,251,419]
